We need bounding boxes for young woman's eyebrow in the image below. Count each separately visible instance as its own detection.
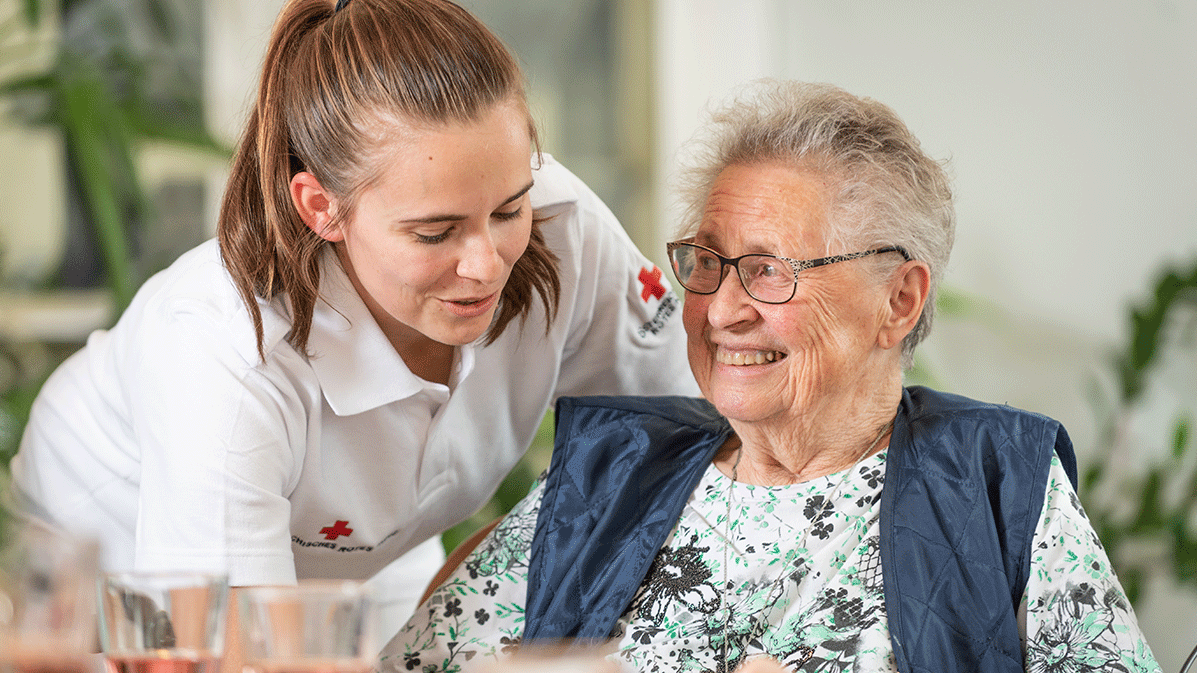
[399,180,535,224]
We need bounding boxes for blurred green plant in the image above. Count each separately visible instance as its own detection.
[1081,257,1197,604]
[0,340,27,538]
[1,0,226,309]
[0,0,227,528]
[0,348,35,467]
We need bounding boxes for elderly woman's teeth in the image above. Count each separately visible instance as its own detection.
[718,350,779,365]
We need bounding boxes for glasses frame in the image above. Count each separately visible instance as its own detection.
[666,239,911,304]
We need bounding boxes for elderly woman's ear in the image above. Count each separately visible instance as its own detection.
[877,260,931,351]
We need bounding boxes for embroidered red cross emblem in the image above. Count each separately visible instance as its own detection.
[320,520,353,540]
[638,266,666,302]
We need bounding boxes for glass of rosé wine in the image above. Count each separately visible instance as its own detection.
[0,522,100,673]
[238,581,376,673]
[97,571,228,673]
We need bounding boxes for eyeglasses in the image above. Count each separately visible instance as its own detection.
[665,239,911,304]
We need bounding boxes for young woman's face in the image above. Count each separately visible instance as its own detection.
[333,101,535,350]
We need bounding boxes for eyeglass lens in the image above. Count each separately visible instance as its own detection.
[670,245,794,303]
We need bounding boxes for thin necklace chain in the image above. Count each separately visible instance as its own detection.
[718,419,894,673]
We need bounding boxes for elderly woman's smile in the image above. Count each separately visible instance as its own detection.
[715,347,783,366]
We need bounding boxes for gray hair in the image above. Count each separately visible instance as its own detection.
[675,79,955,369]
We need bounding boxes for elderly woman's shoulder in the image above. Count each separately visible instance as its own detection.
[904,385,1062,425]
[899,385,1076,482]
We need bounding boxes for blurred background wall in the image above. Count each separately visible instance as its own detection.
[2,0,1194,667]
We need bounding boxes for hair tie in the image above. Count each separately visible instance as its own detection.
[334,0,350,12]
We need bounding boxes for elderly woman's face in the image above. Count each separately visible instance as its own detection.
[682,162,894,425]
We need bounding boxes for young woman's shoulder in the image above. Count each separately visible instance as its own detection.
[529,154,641,272]
[116,239,295,365]
[529,153,580,210]
[529,154,619,228]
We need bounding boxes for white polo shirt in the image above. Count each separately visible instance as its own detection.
[12,155,697,619]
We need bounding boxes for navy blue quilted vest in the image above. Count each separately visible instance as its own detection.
[523,387,1077,672]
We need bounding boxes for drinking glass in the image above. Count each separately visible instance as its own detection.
[97,572,228,673]
[238,581,376,673]
[0,522,101,673]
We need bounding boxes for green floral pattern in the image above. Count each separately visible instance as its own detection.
[1023,465,1159,673]
[379,455,1160,673]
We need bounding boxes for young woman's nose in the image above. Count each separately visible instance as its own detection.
[456,229,504,284]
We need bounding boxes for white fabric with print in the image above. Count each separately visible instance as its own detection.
[381,454,1160,673]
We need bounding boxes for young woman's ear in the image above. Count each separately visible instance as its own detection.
[290,171,344,242]
[877,260,930,351]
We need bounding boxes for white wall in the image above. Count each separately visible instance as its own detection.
[655,0,1197,668]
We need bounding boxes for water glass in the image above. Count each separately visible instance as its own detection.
[97,572,228,673]
[239,581,376,673]
[0,522,100,673]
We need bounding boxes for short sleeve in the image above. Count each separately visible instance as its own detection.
[1021,456,1162,672]
[534,158,698,401]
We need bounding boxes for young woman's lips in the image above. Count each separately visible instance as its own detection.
[442,292,499,318]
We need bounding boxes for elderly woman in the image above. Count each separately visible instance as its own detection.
[377,81,1160,673]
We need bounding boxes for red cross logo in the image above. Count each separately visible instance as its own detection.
[638,266,666,302]
[320,520,353,540]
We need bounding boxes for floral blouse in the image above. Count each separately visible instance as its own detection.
[378,452,1161,673]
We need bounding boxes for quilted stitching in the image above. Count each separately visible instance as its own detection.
[885,388,1073,672]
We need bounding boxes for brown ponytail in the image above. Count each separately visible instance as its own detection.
[218,0,558,360]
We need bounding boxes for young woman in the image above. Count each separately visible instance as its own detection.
[10,0,696,631]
